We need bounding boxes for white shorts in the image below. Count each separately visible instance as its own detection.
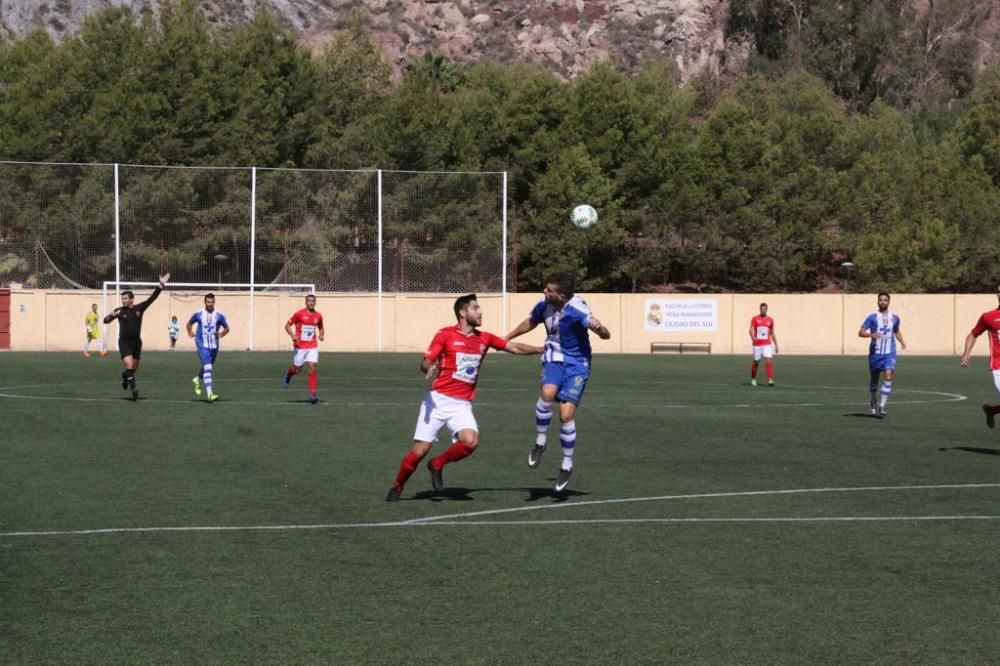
[992,370,1000,394]
[412,391,478,444]
[292,348,319,366]
[752,345,773,361]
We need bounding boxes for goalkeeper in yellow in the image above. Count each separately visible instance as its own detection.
[83,303,107,357]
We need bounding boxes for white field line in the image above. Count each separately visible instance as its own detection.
[0,382,969,409]
[3,483,998,539]
[401,483,1000,524]
[424,516,1000,526]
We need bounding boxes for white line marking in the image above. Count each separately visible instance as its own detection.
[401,483,1000,524]
[3,483,998,538]
[0,384,969,409]
[0,523,402,537]
[425,516,1000,525]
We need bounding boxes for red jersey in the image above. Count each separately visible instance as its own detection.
[750,315,775,347]
[971,309,1000,371]
[424,326,508,401]
[288,308,324,349]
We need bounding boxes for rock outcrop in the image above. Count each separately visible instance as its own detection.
[0,0,740,83]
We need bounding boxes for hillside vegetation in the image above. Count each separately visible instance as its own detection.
[1,1,999,292]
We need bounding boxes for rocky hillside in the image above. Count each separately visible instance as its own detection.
[1,1,997,84]
[0,0,739,83]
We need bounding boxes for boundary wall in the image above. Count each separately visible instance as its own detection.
[5,290,995,356]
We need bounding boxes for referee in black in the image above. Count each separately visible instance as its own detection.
[104,272,170,400]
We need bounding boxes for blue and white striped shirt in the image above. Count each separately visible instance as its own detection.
[529,295,595,365]
[188,309,229,351]
[861,310,900,357]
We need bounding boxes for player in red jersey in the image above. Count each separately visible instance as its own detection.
[960,285,1000,429]
[749,302,778,386]
[283,294,325,404]
[386,294,541,502]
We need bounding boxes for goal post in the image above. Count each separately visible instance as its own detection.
[102,281,315,351]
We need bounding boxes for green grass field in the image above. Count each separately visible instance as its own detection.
[2,351,999,663]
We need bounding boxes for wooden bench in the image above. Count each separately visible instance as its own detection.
[650,342,712,354]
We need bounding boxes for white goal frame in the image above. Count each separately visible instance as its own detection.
[102,281,315,351]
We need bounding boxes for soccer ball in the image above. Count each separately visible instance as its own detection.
[571,204,598,230]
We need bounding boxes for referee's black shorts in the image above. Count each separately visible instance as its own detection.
[119,339,142,360]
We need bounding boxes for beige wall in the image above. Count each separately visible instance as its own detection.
[8,289,996,356]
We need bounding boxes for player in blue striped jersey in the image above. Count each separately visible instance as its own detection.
[187,293,230,403]
[857,292,906,417]
[506,274,610,492]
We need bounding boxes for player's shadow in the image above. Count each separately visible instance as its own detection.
[843,412,883,419]
[938,446,1000,456]
[410,486,589,503]
[525,485,588,502]
[411,488,475,502]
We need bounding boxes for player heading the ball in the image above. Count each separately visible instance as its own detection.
[506,273,611,493]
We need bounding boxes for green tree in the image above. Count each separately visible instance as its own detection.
[491,63,570,203]
[304,22,393,169]
[0,29,81,160]
[519,145,622,291]
[958,66,1000,185]
[837,102,963,291]
[214,8,321,167]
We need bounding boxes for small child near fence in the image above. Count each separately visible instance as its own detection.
[168,315,180,349]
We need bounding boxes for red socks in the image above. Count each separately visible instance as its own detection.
[394,442,476,491]
[431,441,475,470]
[765,360,773,380]
[307,369,317,394]
[393,452,421,490]
[751,362,758,379]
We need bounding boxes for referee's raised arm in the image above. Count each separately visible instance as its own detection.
[136,273,170,312]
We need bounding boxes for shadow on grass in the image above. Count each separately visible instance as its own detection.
[938,446,1000,456]
[408,486,589,503]
[843,412,883,419]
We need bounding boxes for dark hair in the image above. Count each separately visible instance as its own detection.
[454,293,477,319]
[205,293,215,300]
[878,292,891,300]
[545,273,575,298]
[760,302,767,308]
[122,290,134,298]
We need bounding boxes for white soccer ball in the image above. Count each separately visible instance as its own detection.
[571,204,598,230]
